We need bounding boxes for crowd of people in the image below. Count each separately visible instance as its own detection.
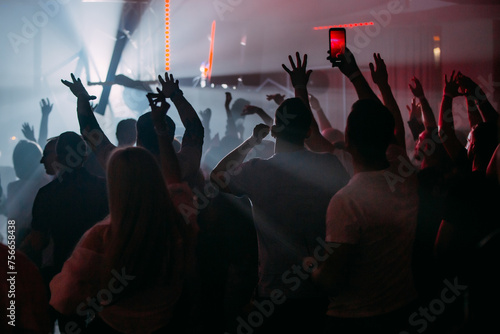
[0,46,499,334]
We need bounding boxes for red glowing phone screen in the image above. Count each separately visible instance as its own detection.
[329,28,346,60]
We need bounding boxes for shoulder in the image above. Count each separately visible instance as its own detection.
[77,218,110,252]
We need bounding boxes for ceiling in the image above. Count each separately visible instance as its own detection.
[0,0,499,166]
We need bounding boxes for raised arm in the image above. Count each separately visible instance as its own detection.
[409,76,437,130]
[147,92,181,185]
[266,93,285,106]
[309,93,332,132]
[369,53,405,148]
[157,72,204,179]
[457,72,498,125]
[158,72,204,136]
[61,73,115,169]
[438,71,466,162]
[210,124,270,194]
[241,105,273,126]
[38,98,52,147]
[282,52,334,153]
[406,98,425,141]
[21,122,36,142]
[330,47,379,101]
[282,52,312,107]
[199,108,212,146]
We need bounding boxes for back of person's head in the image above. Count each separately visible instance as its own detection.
[414,128,452,171]
[12,140,43,180]
[173,137,181,153]
[40,137,59,175]
[104,147,184,292]
[346,99,395,163]
[116,118,137,147]
[56,131,88,169]
[231,98,251,119]
[271,97,312,144]
[136,112,159,155]
[468,121,498,173]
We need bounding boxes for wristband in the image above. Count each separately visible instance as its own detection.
[294,85,306,89]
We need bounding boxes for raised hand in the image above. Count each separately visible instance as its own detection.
[443,71,464,98]
[225,92,232,109]
[147,92,170,122]
[406,98,422,122]
[266,93,285,106]
[21,122,36,142]
[252,123,270,145]
[61,73,96,100]
[369,53,388,86]
[456,72,482,98]
[328,47,360,79]
[199,108,212,124]
[158,72,182,99]
[147,92,174,141]
[308,94,321,111]
[409,76,425,99]
[241,105,263,116]
[40,98,53,116]
[282,52,312,88]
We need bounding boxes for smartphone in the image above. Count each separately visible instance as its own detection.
[329,28,346,65]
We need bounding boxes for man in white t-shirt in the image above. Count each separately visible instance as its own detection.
[312,99,419,333]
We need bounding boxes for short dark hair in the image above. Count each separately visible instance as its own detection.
[12,140,42,180]
[136,112,159,155]
[56,131,88,168]
[272,98,312,143]
[116,118,137,146]
[346,99,395,161]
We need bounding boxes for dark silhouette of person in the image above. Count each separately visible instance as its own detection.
[211,85,350,332]
[115,118,137,147]
[5,140,50,248]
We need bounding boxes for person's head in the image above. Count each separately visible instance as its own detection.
[345,99,395,166]
[467,122,498,173]
[136,111,178,157]
[12,140,43,180]
[104,147,183,292]
[56,131,88,169]
[271,97,312,145]
[136,112,158,155]
[414,128,452,170]
[40,137,58,175]
[116,118,137,147]
[173,137,181,153]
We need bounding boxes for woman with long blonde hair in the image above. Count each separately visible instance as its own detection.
[50,80,196,334]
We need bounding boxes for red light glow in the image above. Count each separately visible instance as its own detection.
[165,0,170,71]
[314,22,374,30]
[207,20,216,82]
